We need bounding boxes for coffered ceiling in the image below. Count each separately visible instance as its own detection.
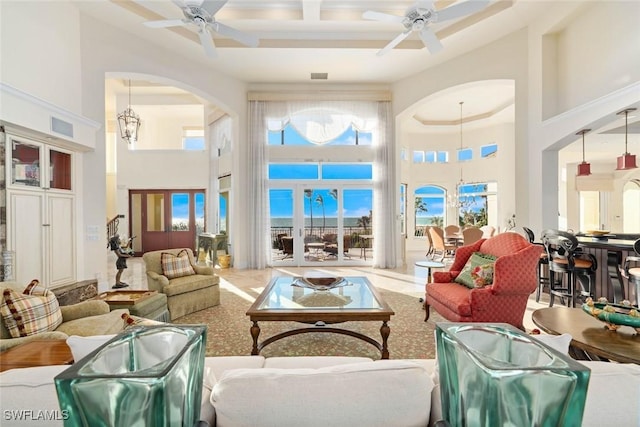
[84,1,637,158]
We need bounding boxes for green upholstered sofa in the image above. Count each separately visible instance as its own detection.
[0,281,129,352]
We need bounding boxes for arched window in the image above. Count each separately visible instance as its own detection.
[414,185,446,236]
[457,182,497,227]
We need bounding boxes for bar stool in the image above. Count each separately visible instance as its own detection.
[541,229,597,308]
[523,227,550,303]
[623,238,640,307]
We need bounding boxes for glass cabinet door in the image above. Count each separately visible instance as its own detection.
[10,139,42,188]
[8,136,73,191]
[49,148,72,190]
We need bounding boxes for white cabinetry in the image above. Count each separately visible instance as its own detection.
[5,135,75,286]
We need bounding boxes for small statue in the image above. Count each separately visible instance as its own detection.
[108,234,134,289]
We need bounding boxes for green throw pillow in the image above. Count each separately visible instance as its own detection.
[454,252,498,289]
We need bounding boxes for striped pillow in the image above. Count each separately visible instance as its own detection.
[161,250,196,279]
[0,280,63,338]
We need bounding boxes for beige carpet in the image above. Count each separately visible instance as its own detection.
[173,288,446,360]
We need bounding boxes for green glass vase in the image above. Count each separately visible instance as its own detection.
[55,325,207,427]
[435,323,590,427]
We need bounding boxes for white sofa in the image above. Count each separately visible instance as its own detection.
[1,353,640,427]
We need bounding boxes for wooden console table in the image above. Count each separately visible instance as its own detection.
[0,340,73,372]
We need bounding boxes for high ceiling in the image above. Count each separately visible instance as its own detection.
[84,1,637,158]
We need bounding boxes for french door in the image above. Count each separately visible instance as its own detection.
[129,189,205,254]
[270,184,373,266]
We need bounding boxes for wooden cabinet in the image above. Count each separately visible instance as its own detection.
[5,135,76,286]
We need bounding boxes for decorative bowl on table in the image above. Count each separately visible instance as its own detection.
[582,297,640,333]
[586,230,610,236]
[292,273,348,291]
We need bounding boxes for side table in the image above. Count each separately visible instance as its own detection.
[94,290,170,322]
[415,260,445,283]
[416,260,445,303]
[0,340,73,372]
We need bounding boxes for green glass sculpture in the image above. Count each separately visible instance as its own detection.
[435,323,590,427]
[55,325,207,427]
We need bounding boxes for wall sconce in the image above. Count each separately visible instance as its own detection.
[616,108,637,170]
[576,129,591,176]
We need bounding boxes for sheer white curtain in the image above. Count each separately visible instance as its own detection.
[373,101,396,268]
[247,98,397,268]
[247,101,270,269]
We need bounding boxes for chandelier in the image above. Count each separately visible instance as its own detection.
[117,79,141,144]
[447,101,467,209]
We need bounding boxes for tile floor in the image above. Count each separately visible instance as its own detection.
[104,250,548,331]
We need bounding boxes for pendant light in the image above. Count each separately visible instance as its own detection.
[576,128,591,176]
[616,108,637,170]
[447,101,466,209]
[117,79,141,144]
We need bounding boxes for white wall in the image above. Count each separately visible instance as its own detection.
[0,2,82,114]
[0,2,248,283]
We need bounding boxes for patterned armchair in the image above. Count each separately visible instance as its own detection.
[424,232,543,330]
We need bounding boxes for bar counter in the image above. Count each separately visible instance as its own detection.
[575,235,636,304]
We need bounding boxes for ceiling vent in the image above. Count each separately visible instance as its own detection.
[310,73,328,80]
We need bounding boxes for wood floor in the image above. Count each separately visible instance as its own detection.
[104,250,548,332]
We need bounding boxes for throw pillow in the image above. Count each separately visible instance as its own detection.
[161,250,196,279]
[0,279,63,338]
[471,264,494,288]
[454,252,498,289]
[211,361,434,427]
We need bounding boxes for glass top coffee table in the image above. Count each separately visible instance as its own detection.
[246,276,395,359]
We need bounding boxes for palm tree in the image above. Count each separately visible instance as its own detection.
[304,189,314,236]
[315,193,325,233]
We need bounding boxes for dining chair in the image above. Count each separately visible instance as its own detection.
[523,227,550,303]
[461,227,483,246]
[429,227,457,262]
[480,225,496,238]
[541,229,597,308]
[623,238,640,307]
[425,226,435,259]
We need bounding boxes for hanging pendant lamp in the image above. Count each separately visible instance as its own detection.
[576,129,591,176]
[117,79,141,144]
[447,101,466,209]
[616,108,637,170]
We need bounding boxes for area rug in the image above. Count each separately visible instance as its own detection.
[173,287,446,360]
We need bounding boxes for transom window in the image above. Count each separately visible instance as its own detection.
[268,124,372,146]
[269,163,373,180]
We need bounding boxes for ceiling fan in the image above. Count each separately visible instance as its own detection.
[363,0,490,56]
[143,0,259,58]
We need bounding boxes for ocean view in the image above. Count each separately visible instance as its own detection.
[271,217,367,228]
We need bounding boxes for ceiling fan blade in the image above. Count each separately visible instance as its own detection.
[419,27,443,54]
[415,1,435,11]
[435,0,490,23]
[362,10,405,24]
[210,22,259,48]
[143,19,187,28]
[198,28,217,58]
[377,29,411,56]
[200,1,228,16]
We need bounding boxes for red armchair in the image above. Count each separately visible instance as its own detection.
[424,232,543,329]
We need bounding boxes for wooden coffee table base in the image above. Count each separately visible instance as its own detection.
[250,320,391,359]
